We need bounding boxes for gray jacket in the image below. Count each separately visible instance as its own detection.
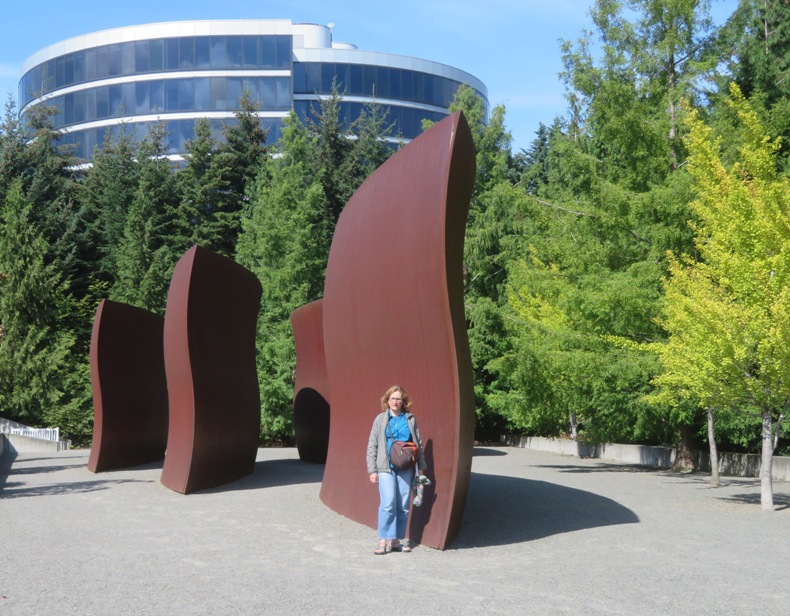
[366,411,427,475]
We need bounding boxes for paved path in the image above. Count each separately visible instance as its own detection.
[2,446,789,615]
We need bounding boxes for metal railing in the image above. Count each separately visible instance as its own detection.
[10,427,60,442]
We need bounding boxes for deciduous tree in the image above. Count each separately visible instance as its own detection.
[654,85,790,508]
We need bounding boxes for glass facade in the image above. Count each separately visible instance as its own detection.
[293,62,470,111]
[59,117,285,161]
[20,35,292,106]
[294,101,447,142]
[47,76,292,128]
[20,22,487,161]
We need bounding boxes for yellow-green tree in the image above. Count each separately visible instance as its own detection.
[654,84,790,510]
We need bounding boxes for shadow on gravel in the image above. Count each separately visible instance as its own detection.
[473,447,508,457]
[0,449,18,490]
[199,457,325,493]
[0,477,152,499]
[718,492,790,511]
[535,463,658,474]
[452,471,639,549]
[0,454,323,498]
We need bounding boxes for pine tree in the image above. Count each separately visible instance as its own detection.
[74,129,140,298]
[0,180,82,427]
[177,117,229,250]
[236,112,330,441]
[112,123,180,313]
[306,81,355,225]
[211,92,270,257]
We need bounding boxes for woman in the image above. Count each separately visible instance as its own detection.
[366,385,427,555]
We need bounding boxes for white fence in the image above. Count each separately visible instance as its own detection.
[9,427,60,442]
[1,417,70,454]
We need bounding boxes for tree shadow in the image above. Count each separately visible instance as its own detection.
[1,452,324,498]
[0,451,93,489]
[66,453,325,494]
[450,471,639,549]
[0,477,152,499]
[717,492,790,511]
[535,463,661,474]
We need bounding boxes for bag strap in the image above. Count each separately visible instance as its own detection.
[385,411,394,466]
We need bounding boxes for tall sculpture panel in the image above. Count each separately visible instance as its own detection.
[291,300,330,464]
[160,246,263,494]
[320,112,476,549]
[87,300,168,472]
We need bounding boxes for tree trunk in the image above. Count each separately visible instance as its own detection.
[569,412,578,440]
[773,411,785,451]
[760,409,774,511]
[672,424,696,472]
[667,50,679,171]
[706,408,720,487]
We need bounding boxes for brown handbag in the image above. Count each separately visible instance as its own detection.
[390,441,418,469]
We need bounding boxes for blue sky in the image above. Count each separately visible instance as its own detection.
[1,0,738,153]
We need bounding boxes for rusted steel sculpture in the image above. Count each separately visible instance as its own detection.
[319,111,476,549]
[160,246,263,494]
[87,300,169,473]
[291,300,330,464]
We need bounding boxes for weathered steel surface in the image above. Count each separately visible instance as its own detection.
[87,300,169,473]
[160,246,263,494]
[291,300,330,464]
[319,112,476,549]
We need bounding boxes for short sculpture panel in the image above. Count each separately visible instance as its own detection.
[160,246,263,494]
[319,112,476,549]
[291,300,330,464]
[87,300,168,473]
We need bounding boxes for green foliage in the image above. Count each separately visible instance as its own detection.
[0,180,89,432]
[480,0,728,446]
[177,117,230,250]
[653,86,790,427]
[111,123,182,314]
[306,82,355,224]
[209,92,271,257]
[236,113,332,441]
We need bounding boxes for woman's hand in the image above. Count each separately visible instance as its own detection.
[369,473,378,484]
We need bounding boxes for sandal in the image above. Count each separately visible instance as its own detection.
[374,541,387,555]
[402,544,412,553]
[390,541,403,552]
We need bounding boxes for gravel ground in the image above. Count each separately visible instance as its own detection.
[1,446,788,615]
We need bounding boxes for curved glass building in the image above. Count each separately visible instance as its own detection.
[19,20,488,160]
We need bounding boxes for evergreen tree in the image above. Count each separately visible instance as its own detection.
[74,129,139,297]
[0,180,85,429]
[424,85,518,439]
[112,123,180,313]
[345,101,394,184]
[0,96,27,203]
[211,92,270,257]
[236,112,331,441]
[721,0,790,170]
[306,81,355,225]
[177,117,229,250]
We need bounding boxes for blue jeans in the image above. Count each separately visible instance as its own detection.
[377,467,414,540]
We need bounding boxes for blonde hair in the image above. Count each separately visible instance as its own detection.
[380,385,413,411]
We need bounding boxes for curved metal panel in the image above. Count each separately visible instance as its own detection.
[319,111,476,549]
[160,246,263,494]
[291,300,330,463]
[87,300,168,472]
